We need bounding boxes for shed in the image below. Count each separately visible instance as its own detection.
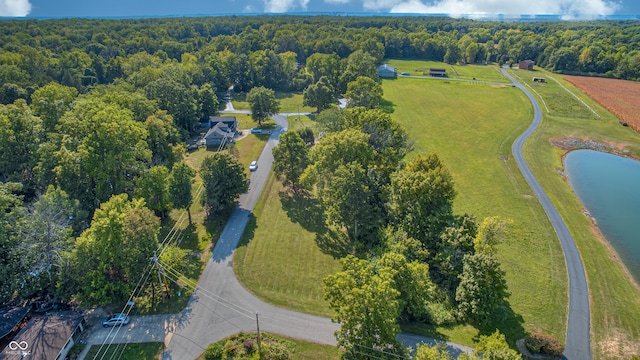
[429,68,447,77]
[532,77,546,83]
[377,64,397,79]
[0,312,85,360]
[519,60,535,70]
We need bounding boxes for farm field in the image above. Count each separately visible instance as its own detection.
[564,75,640,132]
[509,68,640,359]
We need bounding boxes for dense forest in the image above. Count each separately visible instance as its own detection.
[1,15,639,335]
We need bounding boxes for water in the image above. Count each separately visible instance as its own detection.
[564,150,640,282]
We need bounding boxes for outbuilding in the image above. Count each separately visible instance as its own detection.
[377,64,397,79]
[429,68,447,77]
[519,60,535,70]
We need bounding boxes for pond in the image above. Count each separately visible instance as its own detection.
[564,149,640,283]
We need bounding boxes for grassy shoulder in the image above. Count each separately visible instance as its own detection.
[234,172,341,317]
[84,342,163,360]
[510,67,640,359]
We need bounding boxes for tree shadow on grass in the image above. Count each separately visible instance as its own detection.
[379,98,396,114]
[474,299,526,349]
[278,190,350,259]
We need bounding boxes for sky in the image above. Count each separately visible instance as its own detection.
[1,0,639,19]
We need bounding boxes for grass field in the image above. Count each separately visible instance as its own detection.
[230,91,315,113]
[386,59,508,82]
[508,68,640,359]
[382,74,567,345]
[84,342,164,360]
[234,173,341,316]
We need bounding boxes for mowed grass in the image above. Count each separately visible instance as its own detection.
[510,68,597,119]
[510,68,640,359]
[382,73,567,345]
[386,59,508,82]
[234,172,341,317]
[84,342,164,360]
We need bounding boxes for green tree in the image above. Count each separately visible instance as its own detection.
[339,50,378,94]
[472,330,521,360]
[473,216,512,256]
[388,154,456,246]
[169,161,196,224]
[135,165,171,218]
[30,82,78,133]
[0,182,24,303]
[145,76,200,134]
[303,76,335,112]
[145,110,184,169]
[272,131,310,192]
[324,255,406,359]
[200,153,248,216]
[345,76,383,109]
[246,86,280,125]
[199,83,219,120]
[305,53,341,90]
[72,195,160,304]
[321,162,384,248]
[414,342,454,360]
[0,100,44,191]
[455,252,509,326]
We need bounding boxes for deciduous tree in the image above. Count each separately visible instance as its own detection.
[272,131,310,192]
[246,86,280,125]
[169,161,195,224]
[200,153,248,216]
[345,76,383,109]
[135,166,171,218]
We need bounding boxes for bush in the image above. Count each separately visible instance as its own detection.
[203,342,224,360]
[524,332,564,357]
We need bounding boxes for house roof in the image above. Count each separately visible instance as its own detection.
[377,64,396,72]
[0,306,29,340]
[209,116,237,124]
[430,68,447,72]
[0,312,83,360]
[520,60,535,65]
[204,122,234,140]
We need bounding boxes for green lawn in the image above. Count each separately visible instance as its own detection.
[508,68,640,359]
[382,74,567,345]
[84,342,164,360]
[234,173,341,317]
[386,59,508,82]
[230,91,315,114]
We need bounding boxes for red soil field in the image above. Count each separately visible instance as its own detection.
[564,76,640,133]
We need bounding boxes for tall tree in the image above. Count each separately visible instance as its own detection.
[246,86,280,125]
[169,161,196,224]
[72,195,160,305]
[324,255,406,360]
[345,76,383,109]
[455,252,509,326]
[272,131,310,192]
[200,153,248,216]
[145,110,184,168]
[0,182,24,304]
[30,82,78,133]
[135,165,171,218]
[303,76,335,112]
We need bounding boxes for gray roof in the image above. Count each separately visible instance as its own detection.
[0,306,29,339]
[378,64,396,71]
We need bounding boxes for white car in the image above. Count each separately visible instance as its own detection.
[249,161,258,171]
[102,313,130,327]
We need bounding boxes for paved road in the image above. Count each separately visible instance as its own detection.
[502,67,591,360]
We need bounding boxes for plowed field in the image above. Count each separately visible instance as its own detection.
[564,76,640,133]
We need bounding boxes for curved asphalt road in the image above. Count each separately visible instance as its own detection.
[502,67,591,360]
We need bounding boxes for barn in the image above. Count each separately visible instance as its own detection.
[519,60,535,70]
[377,64,397,79]
[429,68,447,77]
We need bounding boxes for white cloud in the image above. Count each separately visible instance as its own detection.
[264,0,310,12]
[0,0,31,16]
[361,0,620,17]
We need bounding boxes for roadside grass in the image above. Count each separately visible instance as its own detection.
[84,342,163,360]
[510,69,596,119]
[234,173,341,317]
[288,114,319,133]
[135,133,269,315]
[382,75,567,346]
[509,67,640,359]
[195,332,341,360]
[386,59,507,82]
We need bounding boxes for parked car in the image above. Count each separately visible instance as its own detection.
[400,72,410,76]
[102,313,130,327]
[249,161,258,171]
[250,128,262,134]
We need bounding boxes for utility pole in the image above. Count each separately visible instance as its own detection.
[256,312,262,355]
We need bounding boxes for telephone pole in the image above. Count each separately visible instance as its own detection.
[256,312,262,355]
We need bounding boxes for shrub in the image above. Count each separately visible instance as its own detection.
[203,342,224,360]
[524,332,564,357]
